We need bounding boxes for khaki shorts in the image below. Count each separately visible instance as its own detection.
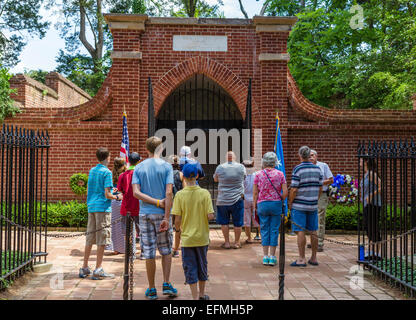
[86,212,112,246]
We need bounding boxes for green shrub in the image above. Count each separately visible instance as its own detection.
[326,204,359,230]
[44,201,88,227]
[1,201,88,228]
[325,204,413,231]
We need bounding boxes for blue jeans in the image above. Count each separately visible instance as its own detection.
[181,246,209,284]
[257,201,282,247]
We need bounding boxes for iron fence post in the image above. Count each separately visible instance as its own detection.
[123,214,131,300]
[278,204,286,300]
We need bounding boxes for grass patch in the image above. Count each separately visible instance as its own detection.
[375,256,416,284]
[1,251,31,277]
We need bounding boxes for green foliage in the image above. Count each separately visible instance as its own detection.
[46,201,89,228]
[172,0,224,18]
[1,251,31,277]
[69,173,89,196]
[0,67,20,123]
[55,51,109,97]
[0,1,49,67]
[267,0,416,110]
[326,204,359,230]
[324,203,414,230]
[24,69,48,84]
[376,257,416,284]
[48,0,224,95]
[1,201,88,228]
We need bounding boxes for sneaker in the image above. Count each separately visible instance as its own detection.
[269,256,277,266]
[79,267,91,278]
[145,288,158,300]
[262,256,270,265]
[162,282,178,297]
[91,267,115,280]
[199,295,210,300]
[172,250,180,258]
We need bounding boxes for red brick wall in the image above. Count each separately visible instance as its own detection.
[9,73,91,110]
[6,17,416,201]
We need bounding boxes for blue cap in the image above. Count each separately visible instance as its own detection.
[182,162,199,178]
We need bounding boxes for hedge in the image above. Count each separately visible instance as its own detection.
[1,202,413,230]
[1,201,88,228]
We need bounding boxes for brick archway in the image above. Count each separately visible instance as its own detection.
[150,56,250,119]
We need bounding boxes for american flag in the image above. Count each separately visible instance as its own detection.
[120,112,129,164]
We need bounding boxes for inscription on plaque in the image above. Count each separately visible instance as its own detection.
[173,35,227,52]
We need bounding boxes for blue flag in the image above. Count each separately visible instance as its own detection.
[274,112,288,215]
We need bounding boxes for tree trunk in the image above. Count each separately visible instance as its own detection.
[260,0,270,15]
[238,0,249,19]
[78,1,104,74]
[185,0,197,17]
[79,4,95,59]
[96,0,104,66]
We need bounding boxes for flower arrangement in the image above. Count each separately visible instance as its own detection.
[328,174,358,204]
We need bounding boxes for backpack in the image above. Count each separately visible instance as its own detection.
[173,169,183,196]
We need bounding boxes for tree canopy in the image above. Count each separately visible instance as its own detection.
[47,0,224,96]
[0,0,49,68]
[0,66,20,122]
[265,0,416,110]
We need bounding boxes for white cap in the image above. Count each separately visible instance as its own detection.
[180,146,191,157]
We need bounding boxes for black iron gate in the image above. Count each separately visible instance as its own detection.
[153,74,252,205]
[0,125,49,289]
[358,140,416,297]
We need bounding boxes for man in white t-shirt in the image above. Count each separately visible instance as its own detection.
[309,150,334,252]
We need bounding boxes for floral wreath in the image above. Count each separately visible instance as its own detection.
[70,173,88,196]
[328,174,358,204]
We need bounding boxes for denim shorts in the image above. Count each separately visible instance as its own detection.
[181,246,209,285]
[216,199,244,227]
[291,209,318,232]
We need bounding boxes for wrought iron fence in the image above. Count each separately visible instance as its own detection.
[0,125,49,289]
[358,139,416,297]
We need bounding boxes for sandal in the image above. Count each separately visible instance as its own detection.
[232,243,242,249]
[308,260,319,266]
[220,243,231,249]
[290,261,307,267]
[245,239,254,244]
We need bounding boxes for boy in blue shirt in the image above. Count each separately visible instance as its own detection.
[79,147,123,280]
[132,136,178,300]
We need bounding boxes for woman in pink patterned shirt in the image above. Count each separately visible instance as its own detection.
[253,152,288,266]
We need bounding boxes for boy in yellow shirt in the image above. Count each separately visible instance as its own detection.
[172,162,214,300]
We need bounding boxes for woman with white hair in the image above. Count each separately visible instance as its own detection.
[253,152,288,266]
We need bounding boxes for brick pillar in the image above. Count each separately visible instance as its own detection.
[253,16,297,156]
[413,94,416,110]
[105,14,148,163]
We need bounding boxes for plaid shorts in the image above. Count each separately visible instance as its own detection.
[138,214,173,259]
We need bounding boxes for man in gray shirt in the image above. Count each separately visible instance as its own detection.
[213,151,246,249]
[309,150,334,252]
